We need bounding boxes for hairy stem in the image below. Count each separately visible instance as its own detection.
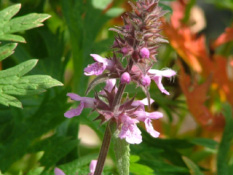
[113,130,130,175]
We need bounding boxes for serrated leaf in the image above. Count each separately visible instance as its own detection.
[182,156,204,175]
[4,13,50,34]
[0,4,50,43]
[0,59,63,108]
[0,93,22,108]
[0,59,38,78]
[0,43,17,61]
[0,34,26,43]
[0,4,21,22]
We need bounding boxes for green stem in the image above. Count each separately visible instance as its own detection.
[113,129,130,175]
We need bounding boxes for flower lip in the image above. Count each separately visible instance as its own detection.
[84,54,115,76]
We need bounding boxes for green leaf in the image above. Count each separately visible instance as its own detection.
[29,135,78,168]
[0,59,63,108]
[0,4,21,22]
[91,0,112,10]
[0,3,50,43]
[189,138,218,150]
[26,167,44,175]
[0,43,17,61]
[182,156,204,175]
[0,93,22,108]
[0,59,38,78]
[130,155,154,175]
[106,8,124,17]
[0,90,69,172]
[43,154,98,175]
[217,103,233,175]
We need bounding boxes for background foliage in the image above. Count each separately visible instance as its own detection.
[0,0,232,175]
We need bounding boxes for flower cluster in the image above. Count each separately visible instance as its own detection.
[65,0,176,144]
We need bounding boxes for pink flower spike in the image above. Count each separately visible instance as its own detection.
[88,160,98,175]
[54,168,66,175]
[140,47,150,58]
[84,54,114,76]
[141,74,151,86]
[121,72,131,84]
[144,118,160,138]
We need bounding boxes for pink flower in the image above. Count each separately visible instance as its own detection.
[64,93,96,118]
[148,68,176,95]
[140,47,150,58]
[84,54,114,76]
[119,115,142,144]
[54,168,65,175]
[134,110,163,138]
[88,160,98,175]
[121,72,131,84]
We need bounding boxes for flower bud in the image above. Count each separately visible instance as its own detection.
[141,75,151,86]
[121,72,131,84]
[140,47,150,58]
[121,47,129,55]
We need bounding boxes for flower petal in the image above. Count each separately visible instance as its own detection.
[89,160,98,175]
[84,62,106,76]
[119,116,142,144]
[147,111,163,120]
[67,93,81,101]
[144,118,160,138]
[132,98,155,106]
[54,168,66,175]
[149,68,176,78]
[152,76,170,95]
[64,102,84,118]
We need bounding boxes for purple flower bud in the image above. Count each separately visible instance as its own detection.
[121,72,131,84]
[121,47,129,55]
[141,75,151,86]
[140,47,150,58]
